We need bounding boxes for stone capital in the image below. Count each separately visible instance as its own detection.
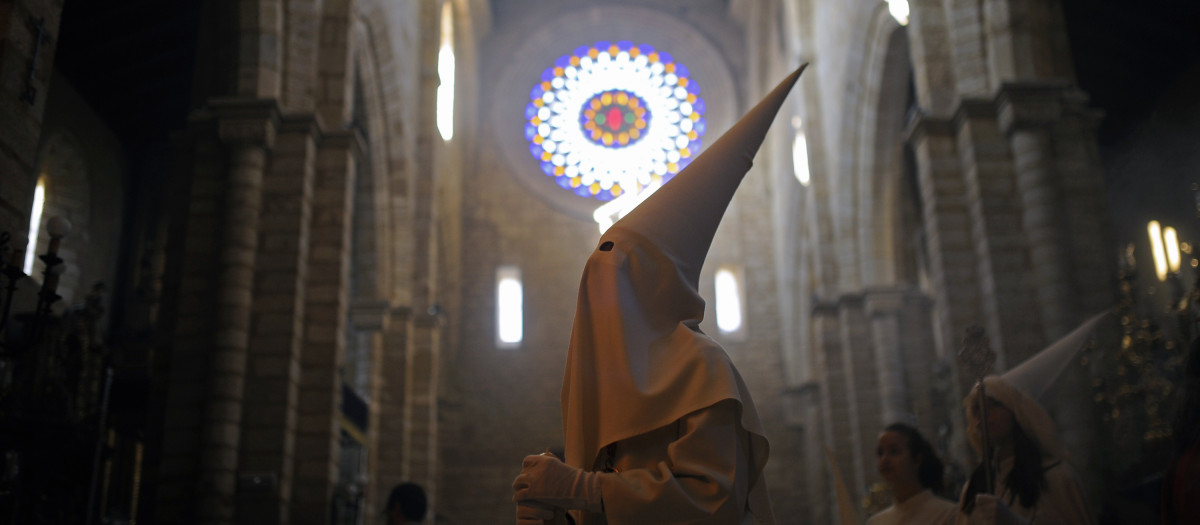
[810,297,840,317]
[321,128,366,158]
[350,298,392,331]
[277,113,324,140]
[863,287,910,317]
[781,381,821,429]
[994,80,1072,134]
[206,98,283,149]
[951,97,997,132]
[903,112,954,145]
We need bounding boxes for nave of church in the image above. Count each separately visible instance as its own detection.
[0,0,1198,523]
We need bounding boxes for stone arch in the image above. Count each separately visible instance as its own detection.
[315,1,357,123]
[33,130,90,302]
[854,8,915,287]
[280,0,323,111]
[346,2,421,518]
[348,16,397,304]
[235,0,285,98]
[982,0,1076,84]
[356,0,418,305]
[905,0,957,115]
[829,19,872,292]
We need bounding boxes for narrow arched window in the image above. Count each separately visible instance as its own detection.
[792,116,810,186]
[715,265,745,338]
[23,177,46,274]
[437,1,455,141]
[496,266,523,348]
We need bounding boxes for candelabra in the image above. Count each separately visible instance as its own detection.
[0,218,120,525]
[1085,246,1190,483]
[958,324,997,494]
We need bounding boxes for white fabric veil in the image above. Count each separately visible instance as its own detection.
[560,66,807,513]
[966,310,1113,460]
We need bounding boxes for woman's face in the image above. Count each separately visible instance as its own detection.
[876,431,920,486]
[979,397,1015,443]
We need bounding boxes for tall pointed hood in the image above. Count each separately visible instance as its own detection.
[967,309,1113,460]
[560,66,805,524]
[606,64,807,288]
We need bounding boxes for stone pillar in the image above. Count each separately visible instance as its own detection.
[894,291,940,435]
[865,287,944,434]
[1050,89,1114,313]
[953,99,1044,366]
[906,116,982,360]
[837,294,875,499]
[996,82,1077,341]
[810,301,840,525]
[784,382,826,524]
[0,1,64,236]
[905,115,978,464]
[154,127,221,523]
[403,311,440,512]
[865,288,910,425]
[194,99,278,525]
[349,299,390,520]
[375,307,410,513]
[394,0,444,515]
[290,129,359,524]
[236,115,319,525]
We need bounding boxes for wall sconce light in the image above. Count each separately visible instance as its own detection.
[1148,220,1181,282]
[885,0,910,26]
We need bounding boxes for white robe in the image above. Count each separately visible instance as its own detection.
[868,489,956,525]
[956,376,1096,525]
[953,456,1093,525]
[568,400,771,525]
[550,66,803,525]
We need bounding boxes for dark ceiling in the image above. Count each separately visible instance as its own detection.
[1061,0,1200,148]
[48,1,1200,160]
[53,0,204,147]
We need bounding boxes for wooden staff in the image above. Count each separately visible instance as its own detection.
[959,325,997,494]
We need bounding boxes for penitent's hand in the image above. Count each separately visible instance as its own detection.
[972,494,1030,525]
[515,502,555,524]
[512,454,603,514]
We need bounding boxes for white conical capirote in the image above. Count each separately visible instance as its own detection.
[604,64,807,288]
[1002,309,1113,402]
[967,309,1113,460]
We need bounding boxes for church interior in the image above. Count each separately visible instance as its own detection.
[1,0,1198,523]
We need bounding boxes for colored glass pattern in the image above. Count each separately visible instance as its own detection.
[525,40,707,201]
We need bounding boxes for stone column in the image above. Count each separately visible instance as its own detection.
[290,129,359,524]
[838,294,875,499]
[905,115,978,464]
[894,291,941,434]
[809,300,841,525]
[997,82,1077,341]
[235,115,319,525]
[906,115,982,362]
[198,99,279,525]
[865,288,910,425]
[784,382,825,524]
[1050,89,1114,312]
[154,127,221,523]
[402,310,440,513]
[349,299,390,520]
[375,307,410,512]
[953,99,1044,366]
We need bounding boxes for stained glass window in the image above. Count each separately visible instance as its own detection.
[525,41,707,201]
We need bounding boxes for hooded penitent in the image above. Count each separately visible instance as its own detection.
[965,309,1113,461]
[560,65,805,517]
